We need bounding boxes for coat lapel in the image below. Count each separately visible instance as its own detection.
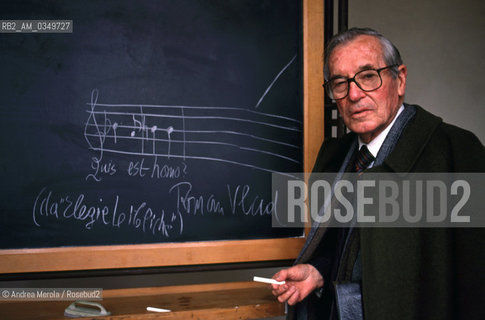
[376,105,443,173]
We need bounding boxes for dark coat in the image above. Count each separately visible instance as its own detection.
[290,105,485,320]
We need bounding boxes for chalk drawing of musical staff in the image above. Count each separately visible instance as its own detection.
[84,56,302,175]
[85,107,302,173]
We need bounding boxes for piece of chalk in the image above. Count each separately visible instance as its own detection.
[253,276,285,285]
[147,307,171,313]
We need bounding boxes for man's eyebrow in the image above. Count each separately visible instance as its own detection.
[358,64,377,71]
[329,64,378,80]
[328,74,346,81]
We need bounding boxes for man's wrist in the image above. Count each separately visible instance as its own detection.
[308,264,324,289]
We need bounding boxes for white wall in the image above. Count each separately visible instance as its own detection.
[349,0,485,143]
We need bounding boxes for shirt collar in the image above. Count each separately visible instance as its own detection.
[358,104,405,158]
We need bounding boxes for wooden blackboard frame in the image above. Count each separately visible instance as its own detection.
[0,0,324,274]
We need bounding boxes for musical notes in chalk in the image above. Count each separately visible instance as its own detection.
[84,90,302,175]
[84,56,302,174]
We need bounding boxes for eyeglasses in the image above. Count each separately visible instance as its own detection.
[323,64,399,100]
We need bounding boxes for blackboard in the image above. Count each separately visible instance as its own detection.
[0,0,305,251]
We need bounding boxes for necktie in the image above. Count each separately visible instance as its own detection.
[337,145,375,282]
[354,145,375,173]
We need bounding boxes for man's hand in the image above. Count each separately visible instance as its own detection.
[271,264,324,305]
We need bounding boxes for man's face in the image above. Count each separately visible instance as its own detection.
[328,35,407,143]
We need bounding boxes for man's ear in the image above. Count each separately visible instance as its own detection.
[397,64,407,97]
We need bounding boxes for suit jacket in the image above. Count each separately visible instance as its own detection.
[289,105,485,320]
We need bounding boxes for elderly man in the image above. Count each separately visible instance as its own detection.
[271,28,485,320]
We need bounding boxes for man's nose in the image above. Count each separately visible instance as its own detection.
[347,81,365,101]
